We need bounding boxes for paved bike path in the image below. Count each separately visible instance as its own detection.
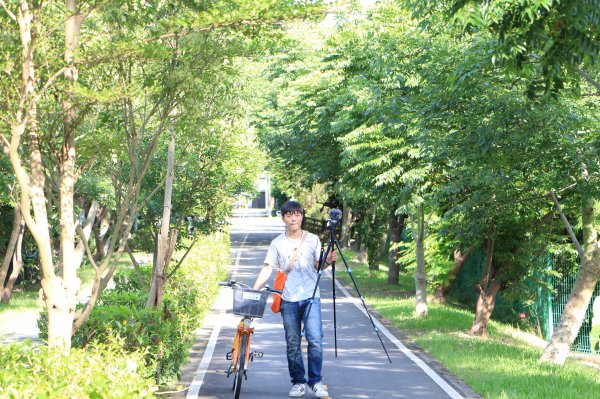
[177,217,481,399]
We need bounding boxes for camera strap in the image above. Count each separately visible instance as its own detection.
[285,231,307,273]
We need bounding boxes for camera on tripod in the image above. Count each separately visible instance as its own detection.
[303,205,392,362]
[326,208,342,228]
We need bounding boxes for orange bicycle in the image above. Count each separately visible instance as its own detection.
[218,281,281,399]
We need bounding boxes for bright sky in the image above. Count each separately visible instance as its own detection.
[321,0,378,29]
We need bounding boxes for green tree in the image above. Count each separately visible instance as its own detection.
[421,0,600,365]
[0,0,324,349]
[0,158,24,304]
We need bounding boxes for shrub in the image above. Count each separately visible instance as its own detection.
[67,276,210,384]
[38,233,229,387]
[0,340,155,399]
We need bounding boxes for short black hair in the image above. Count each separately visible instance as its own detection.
[280,200,304,216]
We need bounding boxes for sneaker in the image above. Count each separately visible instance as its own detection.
[310,382,329,398]
[289,383,306,397]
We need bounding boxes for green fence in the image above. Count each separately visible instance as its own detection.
[526,255,599,354]
[449,250,527,325]
[548,269,600,353]
[450,250,599,354]
[302,216,341,241]
[303,216,326,237]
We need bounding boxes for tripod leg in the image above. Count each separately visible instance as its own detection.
[334,238,393,363]
[332,259,338,358]
[301,236,333,338]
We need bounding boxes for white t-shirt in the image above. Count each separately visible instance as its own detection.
[264,230,322,302]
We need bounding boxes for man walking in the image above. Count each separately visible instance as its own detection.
[253,200,336,397]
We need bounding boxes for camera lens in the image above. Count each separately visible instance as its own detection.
[329,208,342,221]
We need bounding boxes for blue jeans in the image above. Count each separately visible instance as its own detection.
[280,297,323,386]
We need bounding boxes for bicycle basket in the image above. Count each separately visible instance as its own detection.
[233,288,268,318]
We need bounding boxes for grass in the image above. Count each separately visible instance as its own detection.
[0,289,44,338]
[334,251,414,296]
[0,235,225,319]
[335,252,600,399]
[0,290,42,312]
[0,252,150,328]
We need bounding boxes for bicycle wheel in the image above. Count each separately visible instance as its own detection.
[233,334,248,399]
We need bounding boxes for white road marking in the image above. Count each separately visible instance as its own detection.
[332,275,464,399]
[186,233,249,399]
[187,225,463,399]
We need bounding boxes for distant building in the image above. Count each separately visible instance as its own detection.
[233,172,273,217]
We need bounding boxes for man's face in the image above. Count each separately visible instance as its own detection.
[282,211,303,232]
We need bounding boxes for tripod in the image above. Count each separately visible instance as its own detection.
[302,210,392,363]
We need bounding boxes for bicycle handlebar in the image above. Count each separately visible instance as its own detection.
[218,280,282,295]
[269,286,283,295]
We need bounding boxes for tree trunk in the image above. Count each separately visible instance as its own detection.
[9,2,72,349]
[0,205,24,292]
[469,278,502,336]
[73,89,174,334]
[2,221,25,303]
[92,207,111,262]
[469,238,499,336]
[156,229,178,307]
[367,204,380,271]
[540,194,600,365]
[387,211,406,285]
[411,205,428,318]
[45,0,86,349]
[340,204,353,248]
[146,116,176,308]
[434,245,475,303]
[357,242,367,262]
[73,200,99,269]
[378,230,387,261]
[352,232,362,252]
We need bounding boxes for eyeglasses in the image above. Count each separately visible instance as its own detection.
[283,211,303,217]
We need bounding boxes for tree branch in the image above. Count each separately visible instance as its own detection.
[76,223,99,272]
[167,237,197,280]
[149,18,288,42]
[125,243,144,285]
[576,67,600,93]
[134,172,168,214]
[0,0,16,21]
[0,134,9,155]
[548,191,584,257]
[74,154,97,180]
[24,66,69,126]
[409,212,417,244]
[73,13,323,67]
[424,207,434,240]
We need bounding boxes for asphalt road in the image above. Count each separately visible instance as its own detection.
[176,217,480,399]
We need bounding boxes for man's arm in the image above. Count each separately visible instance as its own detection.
[253,263,273,290]
[315,248,337,270]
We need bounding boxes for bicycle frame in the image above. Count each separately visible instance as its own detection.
[229,316,254,374]
[219,280,280,398]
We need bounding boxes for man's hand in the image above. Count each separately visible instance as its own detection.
[324,248,337,269]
